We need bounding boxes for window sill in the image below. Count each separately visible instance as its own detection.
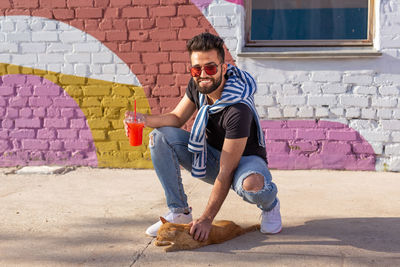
[237,47,382,59]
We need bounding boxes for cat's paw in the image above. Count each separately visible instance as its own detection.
[155,240,171,246]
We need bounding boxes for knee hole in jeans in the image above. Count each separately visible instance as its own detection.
[242,173,264,193]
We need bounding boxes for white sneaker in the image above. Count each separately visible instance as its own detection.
[260,199,282,234]
[145,208,193,237]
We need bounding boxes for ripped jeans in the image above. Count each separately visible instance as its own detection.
[149,127,278,214]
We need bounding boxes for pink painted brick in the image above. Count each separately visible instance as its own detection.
[296,129,326,140]
[267,153,292,169]
[0,107,4,116]
[353,155,375,171]
[260,120,284,129]
[352,143,375,154]
[33,85,60,96]
[53,97,78,107]
[0,130,8,139]
[64,140,89,150]
[22,140,49,150]
[15,118,41,128]
[321,154,346,170]
[308,154,324,169]
[70,119,86,128]
[321,141,352,154]
[294,155,311,169]
[2,75,26,85]
[318,120,346,128]
[9,96,28,107]
[44,118,68,128]
[288,141,318,154]
[16,85,33,96]
[2,119,14,129]
[286,120,317,128]
[265,141,289,153]
[26,75,42,84]
[29,97,53,107]
[6,108,19,118]
[49,140,63,150]
[265,129,296,140]
[46,107,60,117]
[0,97,6,106]
[0,86,14,96]
[0,140,10,152]
[327,130,357,141]
[76,109,86,118]
[10,129,35,139]
[57,129,78,139]
[37,129,56,139]
[61,108,75,118]
[33,107,46,117]
[79,130,93,140]
[19,107,32,118]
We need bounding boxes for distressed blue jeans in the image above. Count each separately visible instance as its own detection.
[149,127,278,214]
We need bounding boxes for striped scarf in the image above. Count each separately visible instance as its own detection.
[188,64,265,178]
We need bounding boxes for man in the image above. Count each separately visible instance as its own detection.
[125,33,281,241]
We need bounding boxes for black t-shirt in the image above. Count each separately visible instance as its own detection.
[186,78,267,163]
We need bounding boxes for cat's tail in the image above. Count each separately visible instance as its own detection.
[242,224,260,234]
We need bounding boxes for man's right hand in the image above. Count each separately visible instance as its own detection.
[124,111,145,137]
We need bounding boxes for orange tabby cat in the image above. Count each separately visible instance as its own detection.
[155,217,260,252]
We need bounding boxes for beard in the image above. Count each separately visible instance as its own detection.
[194,71,223,95]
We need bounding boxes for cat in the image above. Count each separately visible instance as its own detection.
[154,216,260,252]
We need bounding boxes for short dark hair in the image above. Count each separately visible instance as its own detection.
[186,32,225,63]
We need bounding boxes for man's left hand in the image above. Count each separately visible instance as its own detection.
[189,217,212,242]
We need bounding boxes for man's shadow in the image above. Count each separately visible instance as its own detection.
[199,217,400,253]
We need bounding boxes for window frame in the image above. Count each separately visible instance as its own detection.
[245,0,375,47]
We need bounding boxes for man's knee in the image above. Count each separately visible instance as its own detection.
[242,173,264,193]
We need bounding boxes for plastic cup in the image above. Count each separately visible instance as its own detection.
[128,122,144,146]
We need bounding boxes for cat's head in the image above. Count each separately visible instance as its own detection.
[156,217,178,241]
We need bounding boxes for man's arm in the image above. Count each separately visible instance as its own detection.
[189,137,248,241]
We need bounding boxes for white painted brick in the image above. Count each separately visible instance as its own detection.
[302,82,321,94]
[12,54,37,64]
[267,107,282,118]
[59,32,85,43]
[359,130,390,142]
[343,74,373,85]
[324,118,348,125]
[0,33,5,42]
[91,65,102,74]
[21,43,46,53]
[43,21,57,31]
[47,43,73,52]
[316,107,329,117]
[385,144,400,155]
[311,71,341,82]
[279,96,306,105]
[282,84,299,95]
[379,85,399,95]
[209,4,235,16]
[392,132,400,142]
[297,106,314,117]
[288,72,310,83]
[377,109,393,119]
[308,95,337,106]
[38,53,65,64]
[48,64,62,73]
[92,53,113,63]
[0,43,18,53]
[93,74,115,82]
[29,20,44,31]
[102,64,116,74]
[1,21,15,32]
[16,20,29,31]
[257,70,286,83]
[118,75,137,85]
[382,120,400,130]
[361,108,376,119]
[7,32,31,42]
[74,64,89,75]
[370,143,384,154]
[322,83,348,94]
[375,74,400,84]
[349,119,378,130]
[32,32,58,42]
[61,64,74,74]
[393,109,400,119]
[213,16,229,27]
[256,83,269,95]
[269,84,282,93]
[224,38,237,51]
[388,157,400,172]
[340,96,369,107]
[73,43,100,52]
[345,108,361,118]
[354,86,377,95]
[283,107,297,117]
[0,54,10,61]
[330,107,344,116]
[371,96,398,107]
[214,28,236,38]
[116,64,130,75]
[65,53,91,63]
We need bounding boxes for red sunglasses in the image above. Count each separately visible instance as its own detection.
[190,63,219,77]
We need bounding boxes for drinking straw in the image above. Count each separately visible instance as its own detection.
[134,99,137,122]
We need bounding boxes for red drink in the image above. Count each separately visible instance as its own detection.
[128,122,144,146]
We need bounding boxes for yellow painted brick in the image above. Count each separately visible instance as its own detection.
[95,141,118,152]
[43,74,59,84]
[82,97,101,107]
[118,141,147,152]
[33,68,47,75]
[0,64,6,74]
[64,85,83,97]
[112,85,132,97]
[87,107,103,117]
[97,151,124,166]
[87,118,110,129]
[82,85,111,96]
[126,151,142,161]
[104,107,121,119]
[143,150,152,161]
[91,130,107,141]
[7,65,20,73]
[129,159,153,168]
[111,119,124,129]
[101,97,129,108]
[21,67,33,74]
[108,129,126,140]
[59,74,86,85]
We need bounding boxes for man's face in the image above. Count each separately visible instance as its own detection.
[190,50,226,95]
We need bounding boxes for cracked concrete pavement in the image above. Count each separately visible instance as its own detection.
[1,167,400,266]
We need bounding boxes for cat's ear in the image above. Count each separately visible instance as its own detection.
[160,217,168,224]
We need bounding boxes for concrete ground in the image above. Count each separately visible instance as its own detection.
[0,167,400,267]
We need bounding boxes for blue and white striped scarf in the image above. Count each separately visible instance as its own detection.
[188,64,265,178]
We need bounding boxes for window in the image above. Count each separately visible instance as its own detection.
[245,0,374,47]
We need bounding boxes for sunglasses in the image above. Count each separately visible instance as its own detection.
[190,63,220,77]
